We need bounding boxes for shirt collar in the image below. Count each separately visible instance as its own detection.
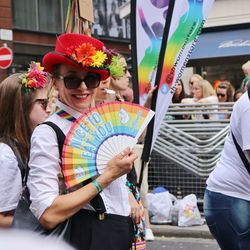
[56,100,82,119]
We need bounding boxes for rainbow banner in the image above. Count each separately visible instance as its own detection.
[149,0,215,154]
[131,0,170,105]
[131,0,215,162]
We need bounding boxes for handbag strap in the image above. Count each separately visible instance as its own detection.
[0,138,26,184]
[248,80,250,99]
[231,83,250,174]
[231,132,250,175]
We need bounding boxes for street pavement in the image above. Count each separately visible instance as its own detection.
[151,223,213,239]
[146,237,220,250]
[145,223,221,249]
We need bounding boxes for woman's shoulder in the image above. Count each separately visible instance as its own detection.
[181,98,195,104]
[0,142,18,168]
[206,95,218,103]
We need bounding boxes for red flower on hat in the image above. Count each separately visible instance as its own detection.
[65,46,77,59]
[75,43,96,67]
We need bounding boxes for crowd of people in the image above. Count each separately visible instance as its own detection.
[0,29,250,249]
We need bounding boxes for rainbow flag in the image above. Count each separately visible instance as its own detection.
[131,0,215,161]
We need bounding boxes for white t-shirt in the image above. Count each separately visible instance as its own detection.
[0,143,22,212]
[207,92,250,201]
[28,101,130,219]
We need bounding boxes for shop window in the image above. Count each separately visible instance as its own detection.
[12,0,68,33]
[92,0,130,39]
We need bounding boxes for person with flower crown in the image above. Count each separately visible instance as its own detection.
[27,33,137,249]
[0,62,50,228]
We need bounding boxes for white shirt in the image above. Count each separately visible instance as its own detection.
[207,92,250,201]
[28,101,130,219]
[0,143,22,212]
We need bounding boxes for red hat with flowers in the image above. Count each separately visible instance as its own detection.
[43,33,124,81]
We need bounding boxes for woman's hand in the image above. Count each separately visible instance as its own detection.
[103,147,138,182]
[128,193,141,224]
[144,85,158,108]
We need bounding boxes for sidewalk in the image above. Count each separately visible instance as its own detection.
[151,223,213,239]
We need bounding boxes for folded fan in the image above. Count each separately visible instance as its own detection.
[62,101,155,189]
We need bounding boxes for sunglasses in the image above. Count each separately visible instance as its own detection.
[57,73,101,89]
[34,98,48,110]
[217,93,226,97]
[123,66,129,74]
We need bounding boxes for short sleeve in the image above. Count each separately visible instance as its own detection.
[0,143,22,212]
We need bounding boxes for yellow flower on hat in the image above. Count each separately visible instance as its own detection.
[91,51,107,68]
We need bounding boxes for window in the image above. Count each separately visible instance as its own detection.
[13,0,68,33]
[92,0,130,39]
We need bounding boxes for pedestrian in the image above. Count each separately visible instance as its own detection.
[182,79,218,120]
[188,73,203,97]
[94,54,148,248]
[204,83,250,250]
[94,77,114,105]
[27,33,137,250]
[215,81,235,119]
[0,62,50,228]
[233,88,244,102]
[241,60,250,77]
[109,54,132,102]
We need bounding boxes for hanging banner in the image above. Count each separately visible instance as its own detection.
[140,0,215,161]
[131,0,170,105]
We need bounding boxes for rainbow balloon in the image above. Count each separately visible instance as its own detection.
[62,101,155,188]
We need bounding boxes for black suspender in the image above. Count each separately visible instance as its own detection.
[43,122,106,215]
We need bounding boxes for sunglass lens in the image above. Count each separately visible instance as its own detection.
[123,67,128,74]
[64,77,82,89]
[84,74,101,89]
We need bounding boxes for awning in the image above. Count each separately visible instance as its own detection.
[190,28,250,60]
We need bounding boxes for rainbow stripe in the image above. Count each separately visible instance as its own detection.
[56,108,76,122]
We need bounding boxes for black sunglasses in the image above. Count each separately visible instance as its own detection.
[34,98,48,110]
[57,73,101,89]
[123,66,129,74]
[217,93,226,97]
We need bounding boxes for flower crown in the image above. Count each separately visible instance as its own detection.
[64,43,125,78]
[19,62,48,93]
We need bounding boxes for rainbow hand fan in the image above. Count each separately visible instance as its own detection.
[62,101,155,189]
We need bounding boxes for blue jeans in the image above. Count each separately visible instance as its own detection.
[204,189,250,250]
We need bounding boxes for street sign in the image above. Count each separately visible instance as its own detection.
[0,45,13,69]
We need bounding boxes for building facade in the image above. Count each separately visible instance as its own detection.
[0,0,131,81]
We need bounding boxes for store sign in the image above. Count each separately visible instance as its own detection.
[0,29,13,41]
[219,40,250,48]
[0,45,13,69]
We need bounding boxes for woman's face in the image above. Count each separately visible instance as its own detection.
[216,87,227,102]
[175,81,183,96]
[55,64,98,113]
[192,84,203,99]
[29,88,50,130]
[95,77,111,102]
[111,57,131,91]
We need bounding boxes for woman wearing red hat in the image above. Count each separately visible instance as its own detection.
[27,33,137,250]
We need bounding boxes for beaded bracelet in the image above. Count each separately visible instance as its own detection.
[92,179,103,193]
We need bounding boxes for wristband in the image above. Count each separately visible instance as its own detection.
[92,179,103,193]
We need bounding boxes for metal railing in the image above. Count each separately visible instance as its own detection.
[148,102,234,199]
